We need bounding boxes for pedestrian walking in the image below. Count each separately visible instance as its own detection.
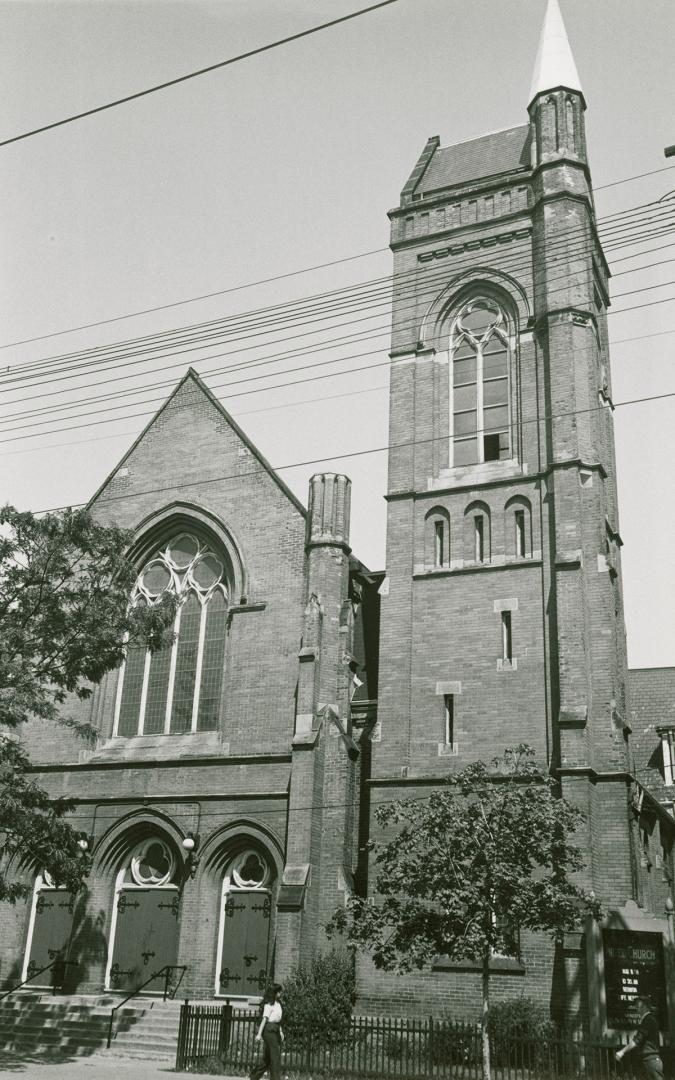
[616,996,664,1080]
[250,983,284,1080]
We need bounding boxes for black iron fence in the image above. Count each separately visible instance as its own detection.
[176,1004,664,1079]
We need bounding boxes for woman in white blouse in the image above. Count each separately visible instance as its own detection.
[250,983,284,1080]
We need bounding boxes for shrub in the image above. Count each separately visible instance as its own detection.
[487,997,557,1069]
[282,949,356,1049]
[487,996,556,1042]
[429,1024,481,1067]
[383,1034,407,1061]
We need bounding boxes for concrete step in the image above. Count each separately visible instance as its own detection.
[0,993,183,1064]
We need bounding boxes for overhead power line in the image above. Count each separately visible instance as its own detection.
[3,241,675,436]
[2,193,670,378]
[1,163,674,353]
[2,197,672,394]
[4,286,675,449]
[0,0,403,150]
[27,382,675,517]
[1,216,673,435]
[5,323,675,459]
[3,225,675,437]
[6,321,675,459]
[2,235,674,445]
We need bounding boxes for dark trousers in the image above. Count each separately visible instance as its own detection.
[251,1026,282,1080]
[641,1055,664,1080]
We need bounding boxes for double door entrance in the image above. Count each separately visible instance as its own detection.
[217,890,272,996]
[107,887,180,993]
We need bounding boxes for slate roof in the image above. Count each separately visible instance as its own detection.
[413,124,532,196]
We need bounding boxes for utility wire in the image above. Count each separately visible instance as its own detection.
[2,261,674,445]
[26,382,675,516]
[8,319,675,458]
[1,165,674,352]
[2,194,669,380]
[4,247,675,434]
[0,384,393,457]
[0,196,670,388]
[5,295,675,448]
[0,0,404,149]
[3,206,672,403]
[3,221,674,429]
[4,236,674,434]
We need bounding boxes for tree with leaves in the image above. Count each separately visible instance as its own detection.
[0,505,175,902]
[329,745,601,1080]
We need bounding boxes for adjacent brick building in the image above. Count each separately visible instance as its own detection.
[1,0,673,1037]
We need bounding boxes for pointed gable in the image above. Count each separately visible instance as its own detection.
[88,367,306,524]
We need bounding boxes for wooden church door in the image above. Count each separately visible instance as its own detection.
[24,885,76,986]
[217,849,274,997]
[109,888,180,993]
[218,891,271,996]
[107,838,181,994]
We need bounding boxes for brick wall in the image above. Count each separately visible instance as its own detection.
[367,80,635,1026]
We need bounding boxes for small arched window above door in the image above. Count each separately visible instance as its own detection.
[450,298,511,467]
[115,533,229,737]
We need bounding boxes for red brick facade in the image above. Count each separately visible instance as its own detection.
[2,3,673,1036]
[0,373,380,1002]
[357,61,671,1030]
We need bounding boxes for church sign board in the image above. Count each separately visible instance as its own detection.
[602,929,667,1029]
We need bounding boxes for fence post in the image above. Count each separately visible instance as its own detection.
[428,1015,434,1077]
[191,1002,200,1064]
[218,1001,233,1059]
[175,1000,188,1071]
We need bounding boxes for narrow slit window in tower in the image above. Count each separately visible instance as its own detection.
[502,611,513,663]
[474,516,485,563]
[444,694,454,747]
[434,520,445,567]
[515,510,526,558]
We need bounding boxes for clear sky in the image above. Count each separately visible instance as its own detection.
[0,0,673,670]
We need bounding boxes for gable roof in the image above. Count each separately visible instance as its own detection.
[87,367,307,517]
[412,124,532,197]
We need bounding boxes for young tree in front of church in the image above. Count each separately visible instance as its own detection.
[0,505,175,902]
[329,745,601,1080]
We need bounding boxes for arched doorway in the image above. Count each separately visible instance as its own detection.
[106,837,181,993]
[215,849,274,998]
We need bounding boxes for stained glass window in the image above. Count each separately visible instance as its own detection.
[117,598,148,737]
[115,533,228,736]
[451,299,511,466]
[198,591,228,731]
[171,592,202,733]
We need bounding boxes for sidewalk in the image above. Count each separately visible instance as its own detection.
[0,1052,240,1079]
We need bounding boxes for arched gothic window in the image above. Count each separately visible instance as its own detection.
[115,533,228,737]
[451,298,511,467]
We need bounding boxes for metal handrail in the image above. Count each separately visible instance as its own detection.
[0,959,78,1002]
[106,964,188,1048]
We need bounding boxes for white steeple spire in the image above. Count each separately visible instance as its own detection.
[529,0,582,106]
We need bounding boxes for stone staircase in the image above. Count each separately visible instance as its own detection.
[0,990,183,1062]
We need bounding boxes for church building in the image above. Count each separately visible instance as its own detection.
[2,0,674,1038]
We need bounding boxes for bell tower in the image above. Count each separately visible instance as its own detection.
[363,0,634,1023]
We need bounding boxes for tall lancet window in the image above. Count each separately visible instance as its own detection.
[115,533,228,736]
[451,298,511,467]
